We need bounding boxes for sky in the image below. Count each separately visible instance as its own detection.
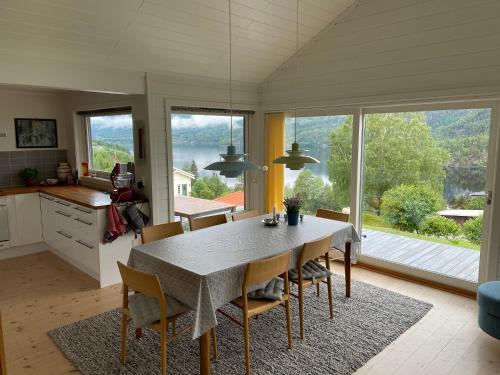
[172,114,243,129]
[90,114,133,129]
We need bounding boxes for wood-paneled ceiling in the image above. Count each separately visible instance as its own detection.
[0,0,356,83]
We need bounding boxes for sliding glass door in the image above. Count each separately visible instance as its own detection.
[359,107,494,285]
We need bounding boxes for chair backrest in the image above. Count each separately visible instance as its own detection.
[232,210,260,221]
[243,251,291,289]
[316,208,349,223]
[141,221,184,244]
[298,234,334,268]
[0,312,7,375]
[190,213,228,231]
[117,262,164,300]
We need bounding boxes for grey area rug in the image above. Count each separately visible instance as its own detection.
[48,275,432,374]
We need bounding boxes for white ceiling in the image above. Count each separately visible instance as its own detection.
[0,0,356,84]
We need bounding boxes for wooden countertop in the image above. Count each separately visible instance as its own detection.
[0,185,112,209]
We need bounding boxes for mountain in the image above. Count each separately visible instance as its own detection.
[285,115,348,148]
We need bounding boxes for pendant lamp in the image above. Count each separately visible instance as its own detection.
[204,0,258,178]
[272,0,319,170]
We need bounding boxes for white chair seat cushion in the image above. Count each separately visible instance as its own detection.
[128,293,190,328]
[289,260,333,282]
[247,277,284,301]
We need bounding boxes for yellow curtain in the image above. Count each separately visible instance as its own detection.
[265,112,285,213]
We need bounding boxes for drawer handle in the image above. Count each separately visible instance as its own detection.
[56,230,73,239]
[75,239,94,249]
[74,217,92,226]
[55,210,72,217]
[74,206,93,214]
[55,200,71,207]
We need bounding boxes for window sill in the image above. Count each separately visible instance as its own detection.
[80,175,112,192]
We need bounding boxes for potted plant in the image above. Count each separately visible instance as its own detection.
[283,197,302,226]
[20,167,40,187]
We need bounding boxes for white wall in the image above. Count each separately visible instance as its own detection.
[145,72,264,224]
[0,55,145,95]
[262,0,500,110]
[62,91,152,206]
[0,87,68,151]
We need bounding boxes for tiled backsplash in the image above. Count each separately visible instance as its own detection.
[0,150,68,187]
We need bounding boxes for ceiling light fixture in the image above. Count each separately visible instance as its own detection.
[272,0,319,170]
[205,0,258,178]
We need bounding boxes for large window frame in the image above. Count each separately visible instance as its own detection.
[170,109,251,211]
[81,107,134,177]
[271,99,500,291]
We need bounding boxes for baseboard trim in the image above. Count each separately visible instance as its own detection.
[0,242,46,260]
[354,261,477,299]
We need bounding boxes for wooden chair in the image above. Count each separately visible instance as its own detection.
[117,262,217,375]
[141,221,184,244]
[316,208,352,297]
[290,234,334,339]
[189,213,228,231]
[0,312,7,375]
[218,252,292,375]
[232,210,260,221]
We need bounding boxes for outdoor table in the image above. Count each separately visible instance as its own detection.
[128,214,360,374]
[174,195,236,227]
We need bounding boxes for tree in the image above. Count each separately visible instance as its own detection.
[329,113,449,212]
[380,184,444,232]
[287,169,346,214]
[181,162,191,173]
[92,141,133,172]
[191,174,230,200]
[190,160,199,180]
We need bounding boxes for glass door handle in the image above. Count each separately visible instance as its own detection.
[487,191,492,205]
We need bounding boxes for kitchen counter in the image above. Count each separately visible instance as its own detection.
[0,185,112,209]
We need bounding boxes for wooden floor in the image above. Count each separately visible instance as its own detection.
[1,251,499,375]
[362,230,480,283]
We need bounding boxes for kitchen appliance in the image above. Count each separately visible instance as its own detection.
[0,197,9,244]
[110,163,136,202]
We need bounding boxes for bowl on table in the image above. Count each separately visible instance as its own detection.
[262,218,278,227]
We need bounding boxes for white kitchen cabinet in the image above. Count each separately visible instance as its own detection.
[39,193,141,287]
[14,193,43,246]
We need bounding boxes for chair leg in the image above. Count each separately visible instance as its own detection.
[298,282,305,340]
[345,244,351,298]
[120,313,128,366]
[316,283,320,297]
[135,328,143,339]
[243,315,251,375]
[285,298,293,350]
[160,325,167,375]
[211,328,218,362]
[327,276,333,319]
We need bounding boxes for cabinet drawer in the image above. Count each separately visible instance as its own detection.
[53,229,99,274]
[71,204,97,224]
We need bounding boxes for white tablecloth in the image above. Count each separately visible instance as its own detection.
[128,215,360,338]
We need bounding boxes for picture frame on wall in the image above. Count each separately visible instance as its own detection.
[14,118,58,148]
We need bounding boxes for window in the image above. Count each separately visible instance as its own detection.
[284,114,353,215]
[84,111,134,173]
[182,184,188,196]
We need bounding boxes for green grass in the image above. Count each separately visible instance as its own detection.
[362,212,480,251]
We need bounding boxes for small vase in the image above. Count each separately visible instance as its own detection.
[57,162,71,182]
[287,212,299,225]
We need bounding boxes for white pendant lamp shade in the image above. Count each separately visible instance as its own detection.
[271,0,319,171]
[273,142,320,170]
[205,145,258,178]
[204,0,258,178]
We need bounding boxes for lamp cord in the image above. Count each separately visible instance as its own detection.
[229,0,233,146]
[294,0,298,144]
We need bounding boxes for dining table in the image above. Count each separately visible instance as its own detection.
[128,214,360,374]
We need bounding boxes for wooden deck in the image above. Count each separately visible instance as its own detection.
[361,230,479,283]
